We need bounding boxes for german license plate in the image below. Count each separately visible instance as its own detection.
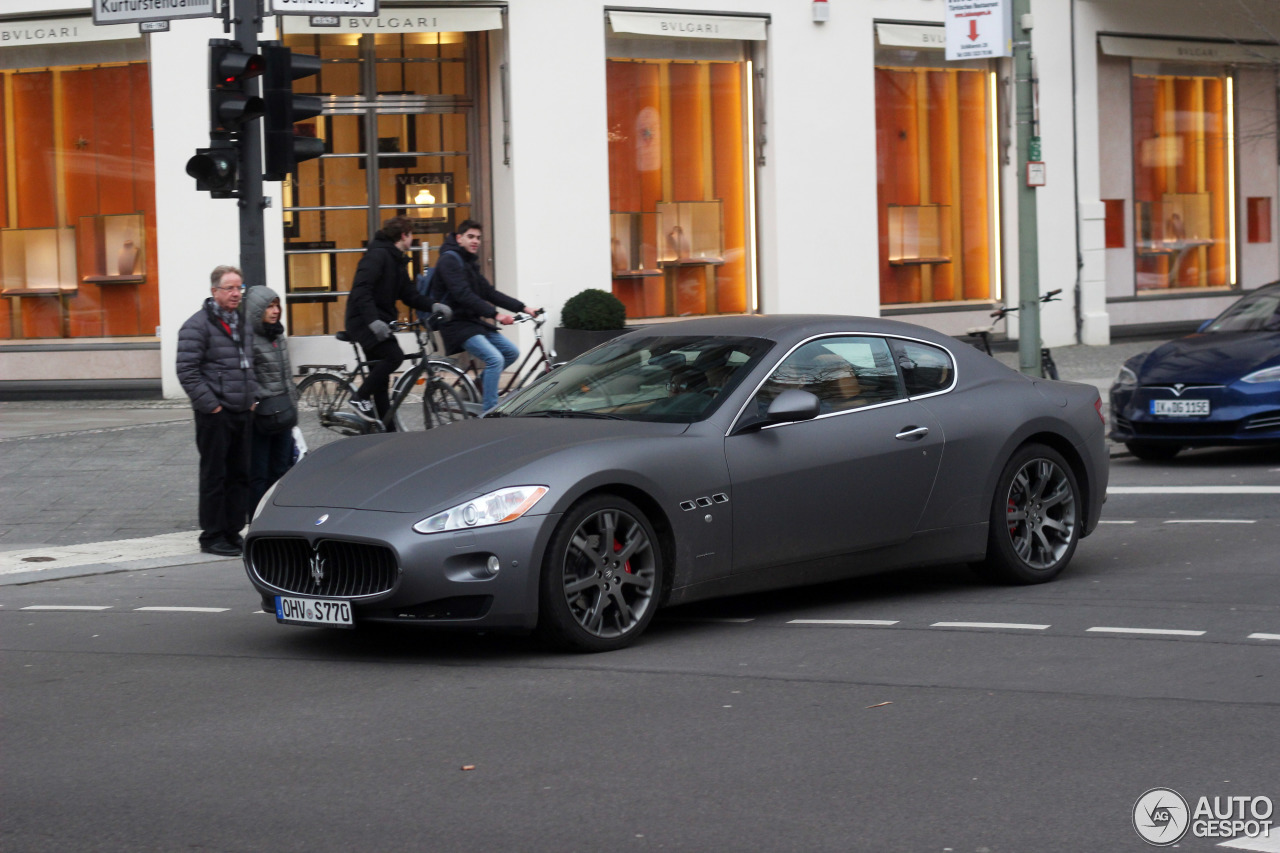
[1152,399,1210,417]
[275,596,354,628]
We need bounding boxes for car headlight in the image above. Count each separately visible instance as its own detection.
[1241,366,1280,384]
[1113,365,1138,391]
[252,480,280,522]
[414,486,549,534]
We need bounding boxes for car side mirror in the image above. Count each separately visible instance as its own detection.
[765,389,821,424]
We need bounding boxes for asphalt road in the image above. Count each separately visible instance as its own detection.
[3,446,1278,852]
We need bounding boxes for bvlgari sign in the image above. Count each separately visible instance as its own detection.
[607,11,768,41]
[9,16,139,44]
[93,0,216,26]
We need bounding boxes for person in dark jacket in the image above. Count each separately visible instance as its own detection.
[176,265,259,558]
[245,286,296,510]
[343,216,438,425]
[436,220,538,413]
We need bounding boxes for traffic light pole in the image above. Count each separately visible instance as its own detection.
[233,0,267,290]
[1013,0,1041,377]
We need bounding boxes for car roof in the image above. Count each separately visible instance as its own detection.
[621,314,961,349]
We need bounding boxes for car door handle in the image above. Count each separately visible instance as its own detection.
[895,426,929,441]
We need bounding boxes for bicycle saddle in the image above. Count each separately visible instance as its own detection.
[335,331,351,342]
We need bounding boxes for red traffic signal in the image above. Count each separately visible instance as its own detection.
[209,39,264,132]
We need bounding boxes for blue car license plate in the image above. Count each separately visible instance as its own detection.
[275,595,354,628]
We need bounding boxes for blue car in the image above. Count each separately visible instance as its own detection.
[1110,281,1280,460]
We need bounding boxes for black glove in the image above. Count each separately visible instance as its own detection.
[369,319,392,342]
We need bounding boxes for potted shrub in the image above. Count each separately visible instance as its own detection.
[554,288,630,361]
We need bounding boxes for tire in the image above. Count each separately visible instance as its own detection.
[295,372,363,451]
[537,495,663,652]
[1125,441,1182,461]
[423,378,469,428]
[1040,349,1060,380]
[429,359,481,405]
[390,369,424,431]
[980,443,1081,584]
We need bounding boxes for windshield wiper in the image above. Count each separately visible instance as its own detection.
[520,409,627,420]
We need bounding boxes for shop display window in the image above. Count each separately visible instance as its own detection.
[874,49,998,306]
[606,49,753,320]
[0,60,156,340]
[1132,65,1231,291]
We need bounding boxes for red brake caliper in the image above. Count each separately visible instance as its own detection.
[1007,498,1018,535]
[614,540,632,573]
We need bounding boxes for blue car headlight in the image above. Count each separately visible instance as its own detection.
[1241,366,1280,384]
[1113,365,1138,391]
[414,486,550,534]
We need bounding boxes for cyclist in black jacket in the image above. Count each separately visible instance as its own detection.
[343,216,437,425]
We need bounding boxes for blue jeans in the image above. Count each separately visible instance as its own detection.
[464,329,521,412]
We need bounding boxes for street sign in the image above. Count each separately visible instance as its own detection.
[139,20,171,33]
[945,0,1012,61]
[269,0,378,16]
[94,0,216,27]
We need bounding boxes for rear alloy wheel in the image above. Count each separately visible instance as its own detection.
[1125,441,1182,461]
[538,495,662,652]
[981,443,1081,584]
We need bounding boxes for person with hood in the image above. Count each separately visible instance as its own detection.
[245,286,297,510]
[176,265,258,557]
[343,216,439,425]
[436,220,539,413]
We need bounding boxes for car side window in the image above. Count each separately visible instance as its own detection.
[890,340,954,397]
[753,336,904,416]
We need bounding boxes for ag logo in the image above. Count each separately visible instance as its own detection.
[1133,788,1190,845]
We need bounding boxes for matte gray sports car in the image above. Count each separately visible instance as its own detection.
[247,315,1109,651]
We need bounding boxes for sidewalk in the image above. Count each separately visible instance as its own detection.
[0,338,1152,583]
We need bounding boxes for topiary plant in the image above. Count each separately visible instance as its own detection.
[560,288,626,331]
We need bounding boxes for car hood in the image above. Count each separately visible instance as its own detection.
[1133,332,1280,384]
[276,418,687,513]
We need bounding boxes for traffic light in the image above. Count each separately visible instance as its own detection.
[185,140,239,198]
[208,39,264,133]
[262,43,325,181]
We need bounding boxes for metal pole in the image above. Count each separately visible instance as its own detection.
[234,0,267,288]
[1013,0,1040,376]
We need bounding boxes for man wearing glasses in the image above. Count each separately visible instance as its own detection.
[176,265,259,557]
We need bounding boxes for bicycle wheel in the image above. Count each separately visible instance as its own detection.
[295,372,362,451]
[428,359,480,404]
[390,368,433,431]
[424,377,471,428]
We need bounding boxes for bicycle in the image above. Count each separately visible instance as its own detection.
[295,313,474,450]
[443,309,559,413]
[965,289,1061,380]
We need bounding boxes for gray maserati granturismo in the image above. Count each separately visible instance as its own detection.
[246,314,1109,651]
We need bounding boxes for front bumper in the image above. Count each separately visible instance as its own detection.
[1109,384,1280,446]
[244,502,558,631]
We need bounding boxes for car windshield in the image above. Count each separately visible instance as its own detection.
[493,335,774,423]
[1204,290,1280,333]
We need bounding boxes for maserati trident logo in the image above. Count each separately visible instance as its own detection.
[309,546,326,587]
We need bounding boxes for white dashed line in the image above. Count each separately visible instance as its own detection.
[1163,519,1256,524]
[1248,633,1280,641]
[931,622,1050,631]
[1107,486,1280,494]
[1087,626,1206,637]
[789,619,900,626]
[1098,519,1136,524]
[20,605,112,611]
[134,607,230,613]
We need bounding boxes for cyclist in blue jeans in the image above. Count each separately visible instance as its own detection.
[436,220,539,413]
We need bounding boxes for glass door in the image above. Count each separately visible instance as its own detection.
[280,31,486,336]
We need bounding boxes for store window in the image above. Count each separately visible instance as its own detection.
[605,24,758,319]
[0,58,156,340]
[280,22,491,336]
[1131,62,1231,291]
[875,39,999,306]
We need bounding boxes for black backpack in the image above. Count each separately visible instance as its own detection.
[415,263,449,329]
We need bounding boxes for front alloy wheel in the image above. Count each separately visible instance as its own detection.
[538,495,662,652]
[980,443,1081,584]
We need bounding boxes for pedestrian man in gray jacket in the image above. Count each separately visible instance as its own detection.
[176,265,259,557]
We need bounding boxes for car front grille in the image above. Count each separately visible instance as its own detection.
[249,537,399,598]
[1244,412,1280,431]
[1124,420,1239,438]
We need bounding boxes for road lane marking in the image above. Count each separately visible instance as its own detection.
[1087,626,1205,637]
[20,605,112,611]
[789,619,899,626]
[1108,486,1280,494]
[661,617,755,624]
[134,607,230,613]
[1218,834,1280,851]
[931,622,1050,630]
[1248,633,1280,641]
[1098,519,1136,524]
[1164,519,1256,524]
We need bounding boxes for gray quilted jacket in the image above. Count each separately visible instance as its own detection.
[176,298,259,414]
[244,286,297,403]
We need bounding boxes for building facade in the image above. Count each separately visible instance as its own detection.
[0,0,1276,399]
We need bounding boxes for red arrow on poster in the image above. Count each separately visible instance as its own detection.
[968,19,979,40]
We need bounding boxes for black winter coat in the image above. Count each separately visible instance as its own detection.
[176,298,259,414]
[344,233,436,349]
[436,233,525,355]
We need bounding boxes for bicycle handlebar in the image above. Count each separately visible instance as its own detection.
[990,290,1064,318]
